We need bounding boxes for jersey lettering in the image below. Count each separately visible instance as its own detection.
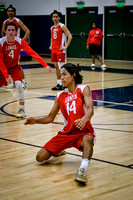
[66,100,76,115]
[53,31,57,39]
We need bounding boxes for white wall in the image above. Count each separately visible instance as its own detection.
[0,0,133,15]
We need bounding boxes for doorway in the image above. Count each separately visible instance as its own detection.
[104,6,133,61]
[67,7,98,58]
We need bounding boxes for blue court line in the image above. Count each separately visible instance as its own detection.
[0,137,132,169]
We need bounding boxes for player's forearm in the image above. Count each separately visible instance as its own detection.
[1,31,6,37]
[66,34,72,49]
[23,30,30,40]
[84,107,94,122]
[35,115,54,124]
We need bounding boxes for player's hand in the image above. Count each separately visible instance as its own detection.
[46,65,52,72]
[24,117,36,125]
[74,118,87,130]
[94,35,98,38]
[49,46,52,50]
[60,45,66,50]
[6,77,12,85]
[86,45,89,49]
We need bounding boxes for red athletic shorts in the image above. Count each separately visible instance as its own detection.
[0,65,22,87]
[51,52,65,62]
[43,132,95,156]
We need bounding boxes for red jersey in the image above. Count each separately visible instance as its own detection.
[57,85,94,135]
[4,17,20,37]
[0,36,48,79]
[51,22,66,53]
[86,28,103,46]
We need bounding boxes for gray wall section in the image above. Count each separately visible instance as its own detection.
[0,0,133,15]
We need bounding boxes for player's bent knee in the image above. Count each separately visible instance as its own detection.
[15,80,23,92]
[83,134,93,145]
[36,148,52,162]
[15,81,24,102]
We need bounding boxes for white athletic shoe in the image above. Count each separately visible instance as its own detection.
[22,81,28,89]
[101,64,107,70]
[16,109,26,118]
[75,168,88,183]
[91,64,95,70]
[7,82,15,89]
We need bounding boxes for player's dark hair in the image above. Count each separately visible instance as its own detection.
[61,63,83,84]
[91,21,97,28]
[7,5,16,15]
[51,10,62,18]
[5,22,17,31]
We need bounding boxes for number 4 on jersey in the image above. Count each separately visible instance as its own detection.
[66,100,76,115]
[8,50,14,59]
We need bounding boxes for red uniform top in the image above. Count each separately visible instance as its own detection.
[86,28,103,46]
[4,17,20,37]
[51,22,66,54]
[57,85,94,135]
[0,36,48,79]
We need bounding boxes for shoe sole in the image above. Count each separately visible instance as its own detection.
[16,115,26,118]
[75,177,88,183]
[101,67,107,71]
[51,88,62,90]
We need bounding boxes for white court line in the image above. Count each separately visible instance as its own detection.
[0,87,133,107]
[0,87,52,96]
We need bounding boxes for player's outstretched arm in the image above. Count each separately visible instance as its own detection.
[21,39,52,72]
[24,97,60,125]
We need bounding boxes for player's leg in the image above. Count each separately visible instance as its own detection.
[97,54,107,70]
[21,67,27,88]
[6,67,27,89]
[75,134,94,183]
[89,44,96,70]
[51,61,63,90]
[51,53,62,90]
[51,53,65,90]
[81,134,94,160]
[11,66,26,118]
[36,148,53,162]
[15,80,26,118]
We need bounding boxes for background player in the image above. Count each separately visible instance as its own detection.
[86,22,107,70]
[0,22,52,118]
[49,10,72,90]
[1,4,30,88]
[25,63,96,183]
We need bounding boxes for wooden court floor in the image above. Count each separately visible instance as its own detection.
[0,58,133,200]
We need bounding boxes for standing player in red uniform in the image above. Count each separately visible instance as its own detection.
[1,4,30,88]
[0,22,52,118]
[25,63,96,183]
[49,10,72,90]
[86,22,107,70]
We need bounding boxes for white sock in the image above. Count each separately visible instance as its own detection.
[20,105,25,111]
[79,159,89,170]
[22,79,26,84]
[57,79,62,86]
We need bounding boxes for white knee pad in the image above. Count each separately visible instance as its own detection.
[15,81,25,102]
[58,62,65,70]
